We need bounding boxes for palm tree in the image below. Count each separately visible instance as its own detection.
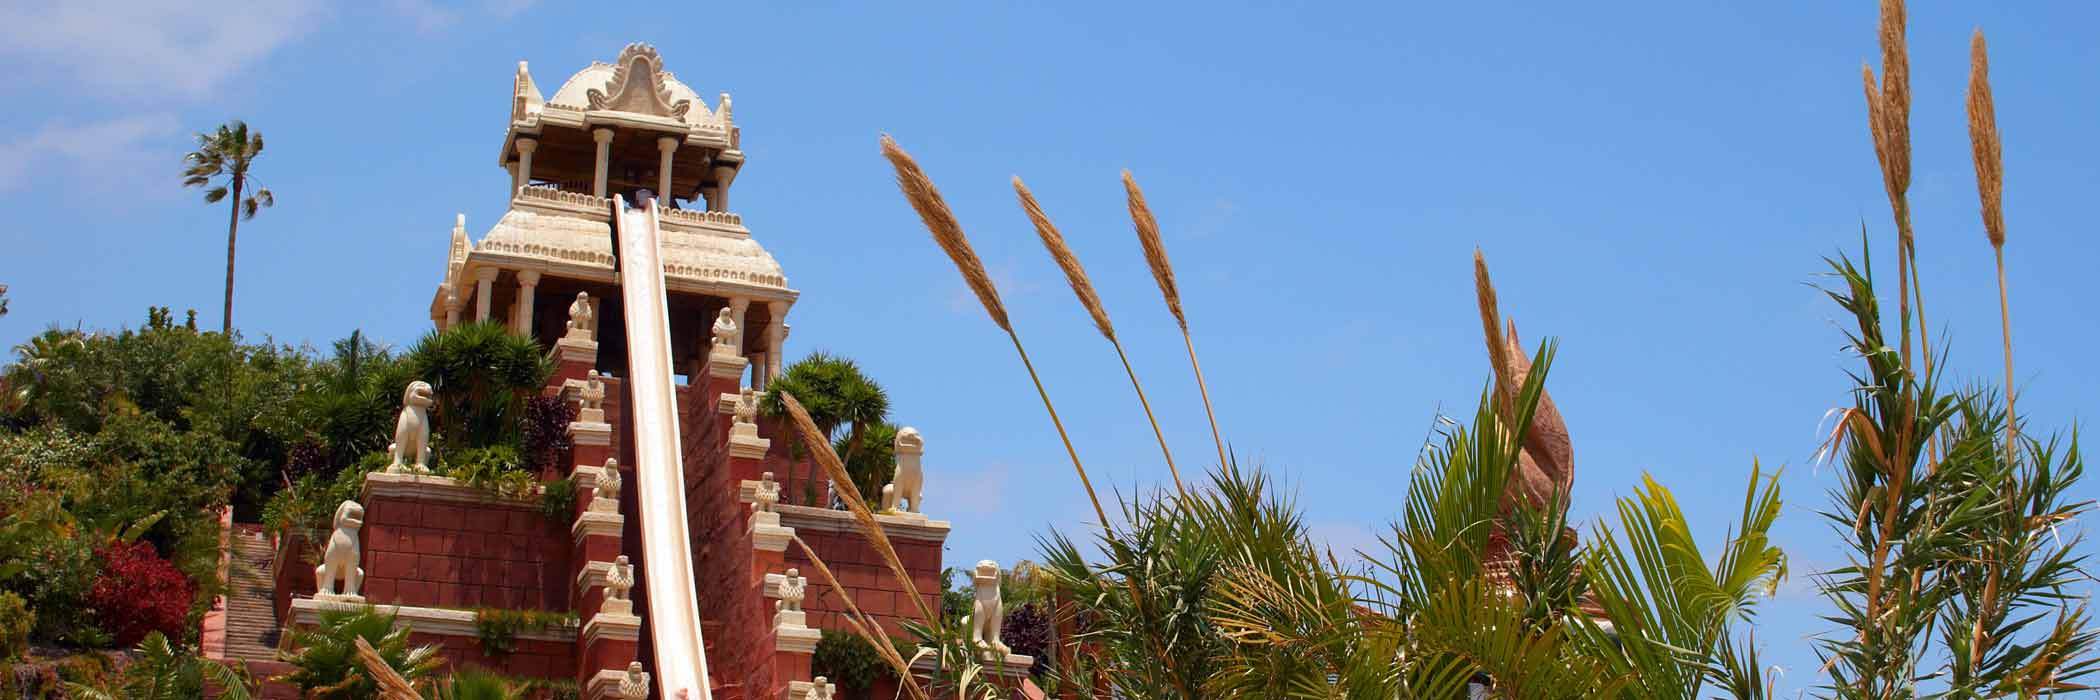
[182,120,273,335]
[762,351,889,505]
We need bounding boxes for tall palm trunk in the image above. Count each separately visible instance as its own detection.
[222,174,242,335]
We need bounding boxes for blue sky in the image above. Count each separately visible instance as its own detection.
[3,0,2096,689]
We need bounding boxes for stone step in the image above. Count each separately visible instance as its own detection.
[221,526,283,663]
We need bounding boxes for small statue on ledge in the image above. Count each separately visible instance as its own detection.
[753,471,780,515]
[386,381,435,474]
[607,555,635,604]
[709,307,739,358]
[776,567,805,613]
[809,677,835,700]
[578,370,606,422]
[592,459,622,513]
[619,662,649,700]
[314,500,365,599]
[566,292,595,341]
[882,427,925,514]
[970,560,1009,656]
[733,387,759,426]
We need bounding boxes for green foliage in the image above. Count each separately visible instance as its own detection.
[404,321,553,450]
[763,351,889,505]
[429,668,516,700]
[276,607,442,700]
[1811,245,2095,698]
[538,477,577,521]
[470,608,576,657]
[0,591,30,661]
[442,445,535,499]
[64,631,253,700]
[263,453,376,546]
[813,629,905,699]
[837,421,897,511]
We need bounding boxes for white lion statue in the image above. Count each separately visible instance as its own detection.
[881,427,925,513]
[970,559,1008,655]
[314,500,365,599]
[386,381,435,474]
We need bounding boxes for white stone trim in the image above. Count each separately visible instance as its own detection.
[907,647,1035,676]
[576,559,613,591]
[555,338,598,365]
[766,503,952,543]
[572,511,623,544]
[360,472,539,509]
[581,669,626,700]
[581,611,641,645]
[750,518,794,552]
[571,463,606,490]
[569,420,612,447]
[728,433,769,460]
[288,598,576,641]
[707,355,747,381]
[775,623,820,654]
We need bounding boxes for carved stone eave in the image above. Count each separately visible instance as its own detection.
[585,44,692,120]
[361,472,541,509]
[740,503,952,543]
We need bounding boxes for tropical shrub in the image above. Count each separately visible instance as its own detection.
[762,351,889,505]
[443,445,535,499]
[404,321,553,450]
[1000,602,1052,676]
[0,591,31,661]
[89,541,194,647]
[812,629,907,700]
[276,607,442,700]
[520,394,575,474]
[64,631,252,700]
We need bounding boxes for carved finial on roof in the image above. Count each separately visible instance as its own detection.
[513,61,542,122]
[586,43,692,120]
[718,92,732,128]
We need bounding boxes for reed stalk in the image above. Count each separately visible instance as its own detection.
[1014,176,1186,496]
[883,139,1196,699]
[880,136,1113,530]
[1966,27,2017,673]
[1122,170,1228,470]
[1474,249,1516,419]
[1968,29,2014,461]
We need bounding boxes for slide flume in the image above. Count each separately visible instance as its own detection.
[611,196,711,700]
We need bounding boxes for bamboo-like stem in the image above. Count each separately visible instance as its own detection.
[352,637,422,700]
[1123,170,1228,469]
[1968,28,2016,673]
[1005,331,1111,528]
[1180,328,1227,471]
[1112,340,1184,496]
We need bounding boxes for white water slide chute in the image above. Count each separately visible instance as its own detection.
[610,196,711,700]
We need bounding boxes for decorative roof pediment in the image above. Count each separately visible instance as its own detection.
[585,44,691,120]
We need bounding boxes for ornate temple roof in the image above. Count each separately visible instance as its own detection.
[507,43,738,153]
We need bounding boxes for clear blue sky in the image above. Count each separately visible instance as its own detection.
[3,0,2095,689]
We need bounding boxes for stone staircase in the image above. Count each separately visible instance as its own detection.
[221,524,282,666]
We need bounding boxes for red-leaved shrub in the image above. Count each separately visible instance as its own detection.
[90,540,194,646]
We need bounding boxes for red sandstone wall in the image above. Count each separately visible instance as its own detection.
[359,496,572,610]
[684,373,778,698]
[786,528,943,635]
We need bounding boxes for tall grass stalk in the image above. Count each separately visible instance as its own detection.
[1014,176,1185,496]
[1122,170,1228,471]
[1967,29,2014,463]
[880,136,1111,531]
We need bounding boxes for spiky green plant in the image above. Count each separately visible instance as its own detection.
[275,607,443,700]
[65,632,254,700]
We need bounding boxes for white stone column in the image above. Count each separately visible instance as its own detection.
[513,138,538,196]
[443,293,462,330]
[765,300,788,385]
[710,164,736,212]
[474,267,499,323]
[727,297,750,356]
[655,137,678,207]
[592,128,615,199]
[513,270,540,336]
